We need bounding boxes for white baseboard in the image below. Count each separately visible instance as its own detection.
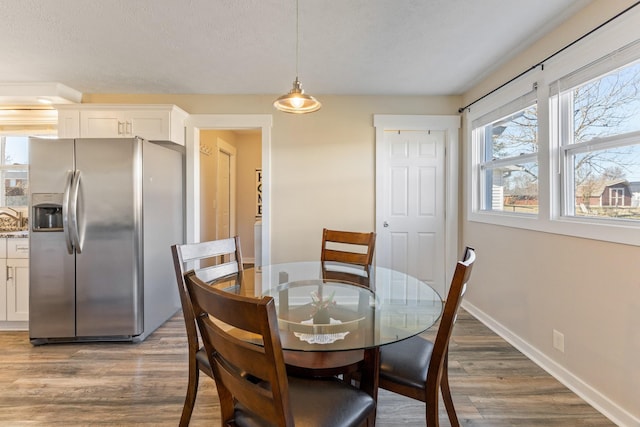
[0,321,28,331]
[461,301,639,427]
[244,257,255,265]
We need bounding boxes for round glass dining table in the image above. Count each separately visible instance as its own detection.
[219,261,443,352]
[214,261,443,401]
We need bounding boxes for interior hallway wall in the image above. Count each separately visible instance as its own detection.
[198,129,261,262]
[199,129,238,244]
[236,131,262,263]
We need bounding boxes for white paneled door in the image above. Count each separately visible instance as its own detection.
[216,138,236,240]
[377,130,446,296]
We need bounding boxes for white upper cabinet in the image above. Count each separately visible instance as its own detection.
[56,104,188,145]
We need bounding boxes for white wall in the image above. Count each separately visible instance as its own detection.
[460,1,640,425]
[84,93,461,263]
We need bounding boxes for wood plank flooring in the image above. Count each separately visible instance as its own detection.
[0,309,614,426]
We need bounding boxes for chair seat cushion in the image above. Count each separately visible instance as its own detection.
[195,347,212,377]
[234,376,375,427]
[379,335,434,390]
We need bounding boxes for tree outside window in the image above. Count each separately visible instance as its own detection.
[561,59,640,219]
[476,103,539,214]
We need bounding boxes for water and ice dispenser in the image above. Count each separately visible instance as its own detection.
[32,193,64,231]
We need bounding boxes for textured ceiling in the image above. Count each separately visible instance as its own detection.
[0,0,591,97]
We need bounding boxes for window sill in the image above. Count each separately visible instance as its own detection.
[468,210,640,247]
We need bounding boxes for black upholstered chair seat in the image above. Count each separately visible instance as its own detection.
[234,376,376,427]
[380,336,434,390]
[194,347,212,376]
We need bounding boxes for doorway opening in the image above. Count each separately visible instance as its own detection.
[199,131,259,263]
[186,115,272,266]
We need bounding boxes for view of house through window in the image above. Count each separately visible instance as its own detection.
[560,58,640,219]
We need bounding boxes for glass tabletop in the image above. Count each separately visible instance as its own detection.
[218,261,443,352]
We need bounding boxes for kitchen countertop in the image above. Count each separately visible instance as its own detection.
[0,231,28,238]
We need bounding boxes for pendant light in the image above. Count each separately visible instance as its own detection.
[273,0,321,114]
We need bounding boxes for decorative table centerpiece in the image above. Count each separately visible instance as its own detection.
[310,289,335,324]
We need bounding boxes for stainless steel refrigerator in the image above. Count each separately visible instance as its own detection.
[28,137,184,344]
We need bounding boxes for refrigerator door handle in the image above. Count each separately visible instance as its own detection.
[62,170,74,254]
[69,170,83,254]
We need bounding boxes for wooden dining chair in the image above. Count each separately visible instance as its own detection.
[378,247,476,427]
[271,228,376,378]
[279,228,377,381]
[184,270,377,427]
[321,228,376,287]
[170,237,243,427]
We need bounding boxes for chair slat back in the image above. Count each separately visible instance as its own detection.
[185,271,294,426]
[321,228,376,287]
[171,237,244,354]
[321,228,376,267]
[320,268,372,287]
[198,262,242,283]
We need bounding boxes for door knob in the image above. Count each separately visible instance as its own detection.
[383,221,389,227]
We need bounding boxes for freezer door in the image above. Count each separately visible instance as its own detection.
[74,138,143,337]
[29,138,76,339]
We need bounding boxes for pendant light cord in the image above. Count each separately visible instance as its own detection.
[273,0,321,113]
[295,0,299,79]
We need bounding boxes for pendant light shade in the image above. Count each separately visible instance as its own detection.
[273,77,321,114]
[273,0,321,114]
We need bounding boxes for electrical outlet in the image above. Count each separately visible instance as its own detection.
[553,329,565,353]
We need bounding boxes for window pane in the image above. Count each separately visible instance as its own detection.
[572,143,640,219]
[3,170,28,207]
[0,136,29,208]
[572,60,640,143]
[4,136,29,165]
[485,104,538,160]
[483,161,538,213]
[477,102,539,215]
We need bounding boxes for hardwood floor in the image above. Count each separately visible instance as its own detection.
[0,309,614,426]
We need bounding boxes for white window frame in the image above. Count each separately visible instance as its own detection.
[553,48,640,220]
[466,6,640,247]
[0,109,57,208]
[473,94,539,217]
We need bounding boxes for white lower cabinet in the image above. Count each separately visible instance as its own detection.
[6,258,28,321]
[0,238,29,325]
